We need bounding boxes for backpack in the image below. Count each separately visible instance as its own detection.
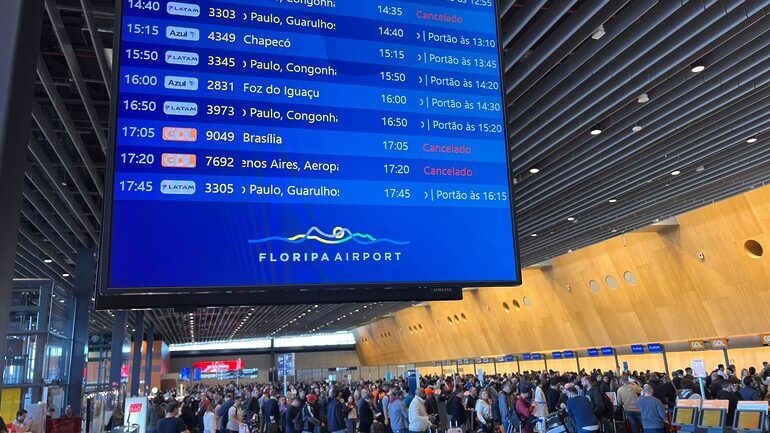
[599,393,613,420]
[293,409,303,432]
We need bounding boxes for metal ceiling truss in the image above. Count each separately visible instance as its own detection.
[11,0,770,343]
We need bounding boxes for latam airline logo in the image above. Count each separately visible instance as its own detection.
[165,51,199,66]
[163,101,198,116]
[160,180,196,195]
[161,153,197,168]
[162,127,198,142]
[164,76,199,91]
[166,26,200,41]
[167,2,200,17]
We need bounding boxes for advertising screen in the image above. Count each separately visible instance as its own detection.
[700,410,724,428]
[192,359,243,373]
[98,0,519,300]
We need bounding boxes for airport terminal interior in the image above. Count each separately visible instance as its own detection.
[1,2,770,433]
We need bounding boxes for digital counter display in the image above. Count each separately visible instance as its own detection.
[101,0,519,293]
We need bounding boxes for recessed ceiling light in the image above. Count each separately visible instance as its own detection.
[608,198,617,203]
[746,137,757,143]
[530,233,538,237]
[590,127,602,135]
[632,125,643,132]
[529,167,540,174]
[653,218,660,223]
[637,93,649,103]
[62,273,70,277]
[567,217,575,221]
[690,61,706,73]
[611,229,618,233]
[44,259,53,263]
[671,170,681,176]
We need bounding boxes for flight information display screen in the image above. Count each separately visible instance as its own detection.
[101,0,519,293]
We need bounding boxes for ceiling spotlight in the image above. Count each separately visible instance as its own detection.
[44,259,53,264]
[690,61,706,73]
[590,127,602,135]
[746,137,758,143]
[696,165,705,172]
[62,273,70,277]
[653,218,660,223]
[637,93,649,103]
[529,167,540,174]
[567,217,575,222]
[591,25,606,40]
[670,170,681,176]
[530,233,538,237]
[608,198,617,203]
[611,229,618,233]
[632,125,643,132]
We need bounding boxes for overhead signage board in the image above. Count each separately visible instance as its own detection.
[630,344,645,354]
[587,348,599,357]
[601,347,614,356]
[522,353,532,361]
[689,340,707,351]
[97,0,520,307]
[647,343,664,353]
[552,352,563,359]
[710,338,729,349]
[278,353,295,377]
[562,350,575,359]
[760,334,770,346]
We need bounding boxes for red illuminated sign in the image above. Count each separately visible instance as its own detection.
[129,403,143,413]
[192,359,243,373]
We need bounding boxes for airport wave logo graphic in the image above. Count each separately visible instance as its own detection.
[249,226,409,246]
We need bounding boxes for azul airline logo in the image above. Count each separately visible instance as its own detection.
[164,76,198,91]
[167,2,200,17]
[162,127,197,142]
[161,180,196,195]
[165,50,199,66]
[163,101,198,116]
[166,26,200,41]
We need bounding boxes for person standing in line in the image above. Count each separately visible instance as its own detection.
[227,397,244,433]
[387,390,408,433]
[159,403,191,433]
[635,385,667,433]
[204,405,217,433]
[474,391,492,433]
[327,390,347,433]
[617,376,642,433]
[407,389,431,433]
[345,396,358,433]
[565,386,598,433]
[357,390,374,433]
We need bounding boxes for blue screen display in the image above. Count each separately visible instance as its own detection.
[562,350,574,359]
[630,344,645,354]
[104,0,518,291]
[601,347,614,356]
[647,343,664,353]
[587,348,599,357]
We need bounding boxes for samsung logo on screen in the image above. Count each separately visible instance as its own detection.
[165,51,199,66]
[167,2,200,17]
[166,26,200,41]
[164,76,199,91]
[163,101,198,116]
[160,180,196,195]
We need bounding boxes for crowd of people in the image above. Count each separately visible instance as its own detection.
[143,362,770,433]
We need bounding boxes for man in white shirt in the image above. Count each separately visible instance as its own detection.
[408,389,432,433]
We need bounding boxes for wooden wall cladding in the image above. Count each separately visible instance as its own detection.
[355,185,770,366]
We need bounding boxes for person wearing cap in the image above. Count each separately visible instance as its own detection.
[717,377,742,426]
[302,395,322,433]
[635,385,666,433]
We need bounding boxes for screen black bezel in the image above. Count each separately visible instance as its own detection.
[96,0,521,309]
[733,410,766,432]
[672,407,698,427]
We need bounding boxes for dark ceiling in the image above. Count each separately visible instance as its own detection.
[12,0,770,343]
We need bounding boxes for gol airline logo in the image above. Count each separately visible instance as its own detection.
[689,340,706,351]
[761,334,770,346]
[711,338,729,349]
[161,153,197,168]
[162,127,197,142]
